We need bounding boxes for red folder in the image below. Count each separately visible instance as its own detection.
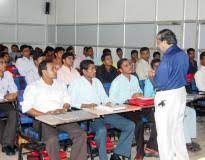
[128,97,154,107]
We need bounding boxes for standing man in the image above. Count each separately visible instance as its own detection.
[150,29,189,160]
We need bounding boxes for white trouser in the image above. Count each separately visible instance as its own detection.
[184,106,196,144]
[154,87,189,160]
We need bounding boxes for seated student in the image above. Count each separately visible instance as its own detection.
[186,48,198,93]
[109,58,158,160]
[74,47,88,69]
[130,50,139,74]
[53,47,65,70]
[21,60,87,160]
[57,52,80,86]
[195,52,205,92]
[136,47,151,91]
[44,46,55,61]
[9,44,22,62]
[145,59,200,152]
[96,49,118,84]
[66,46,75,54]
[1,52,13,66]
[0,55,17,155]
[68,60,135,160]
[153,52,161,60]
[16,45,39,84]
[32,51,46,80]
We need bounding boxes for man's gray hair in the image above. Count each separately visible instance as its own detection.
[157,29,177,45]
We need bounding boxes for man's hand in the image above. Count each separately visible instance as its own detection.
[132,93,144,98]
[81,103,97,109]
[148,70,155,79]
[4,93,17,101]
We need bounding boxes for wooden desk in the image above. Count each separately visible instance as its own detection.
[35,110,99,126]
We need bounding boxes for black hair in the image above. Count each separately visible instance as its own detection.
[140,47,150,53]
[45,46,54,53]
[80,60,94,72]
[200,51,205,60]
[83,47,88,51]
[33,51,46,61]
[0,54,4,59]
[85,47,93,52]
[101,49,111,61]
[116,48,122,53]
[117,58,128,69]
[38,60,52,77]
[151,59,161,69]
[0,52,9,57]
[153,51,161,58]
[11,44,19,49]
[66,46,74,52]
[54,47,65,53]
[131,50,138,55]
[20,45,30,52]
[62,52,75,64]
[187,48,195,55]
[157,29,177,45]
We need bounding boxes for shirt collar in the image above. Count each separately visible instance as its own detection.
[40,78,55,87]
[120,74,132,82]
[164,44,177,55]
[23,56,32,61]
[62,65,72,71]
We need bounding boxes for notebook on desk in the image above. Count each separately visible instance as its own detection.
[97,105,126,112]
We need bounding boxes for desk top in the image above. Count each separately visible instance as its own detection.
[35,110,98,126]
[83,104,146,116]
[186,94,205,103]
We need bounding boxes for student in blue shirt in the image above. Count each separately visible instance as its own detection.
[69,60,135,160]
[109,59,158,160]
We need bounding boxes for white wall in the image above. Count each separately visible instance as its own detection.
[54,0,205,63]
[1,0,205,62]
[0,0,53,50]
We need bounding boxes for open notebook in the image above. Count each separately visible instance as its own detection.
[97,104,126,112]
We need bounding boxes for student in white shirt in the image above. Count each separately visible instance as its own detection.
[135,47,151,91]
[16,45,39,84]
[22,60,87,160]
[0,55,17,156]
[69,60,135,160]
[195,52,205,92]
[57,52,80,87]
[53,47,65,70]
[32,51,46,81]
